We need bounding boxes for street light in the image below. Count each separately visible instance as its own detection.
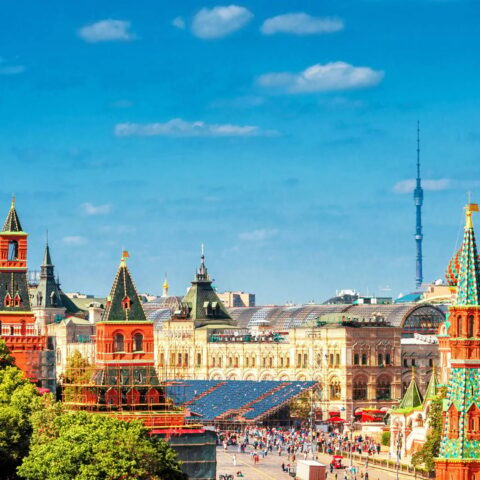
[396,431,403,480]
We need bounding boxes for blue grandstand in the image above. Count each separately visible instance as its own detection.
[166,380,316,423]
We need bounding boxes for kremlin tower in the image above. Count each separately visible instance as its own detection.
[63,251,185,430]
[0,197,46,381]
[436,202,480,479]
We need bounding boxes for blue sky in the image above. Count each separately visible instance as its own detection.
[1,0,479,303]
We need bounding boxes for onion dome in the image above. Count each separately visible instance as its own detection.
[446,246,480,287]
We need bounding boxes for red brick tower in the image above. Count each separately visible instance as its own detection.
[64,252,185,429]
[0,197,46,380]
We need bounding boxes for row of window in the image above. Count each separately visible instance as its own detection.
[158,353,203,368]
[114,333,143,353]
[353,353,392,366]
[402,358,434,367]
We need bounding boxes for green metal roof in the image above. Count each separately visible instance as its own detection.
[179,253,234,327]
[2,201,23,232]
[397,375,423,410]
[424,370,439,401]
[102,259,146,322]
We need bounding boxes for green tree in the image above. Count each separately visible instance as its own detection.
[0,366,41,480]
[18,411,187,480]
[411,388,447,473]
[60,351,94,403]
[0,339,16,369]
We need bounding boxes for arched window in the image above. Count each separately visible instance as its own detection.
[122,296,131,310]
[114,333,124,352]
[468,315,475,338]
[361,353,368,365]
[330,378,341,400]
[448,403,459,439]
[8,240,18,261]
[133,333,143,352]
[354,353,359,365]
[14,294,21,308]
[353,377,368,400]
[378,353,384,366]
[376,376,391,401]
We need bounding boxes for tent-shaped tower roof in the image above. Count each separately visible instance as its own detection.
[397,370,423,410]
[102,252,146,322]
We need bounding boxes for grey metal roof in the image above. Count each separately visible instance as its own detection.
[229,305,348,329]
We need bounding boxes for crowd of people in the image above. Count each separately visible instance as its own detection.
[217,426,385,478]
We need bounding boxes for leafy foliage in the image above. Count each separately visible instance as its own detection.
[60,351,94,403]
[0,367,40,480]
[381,431,391,446]
[18,411,187,480]
[411,388,447,473]
[0,339,16,369]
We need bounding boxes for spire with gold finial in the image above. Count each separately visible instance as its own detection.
[3,194,23,232]
[456,199,480,305]
[162,273,169,297]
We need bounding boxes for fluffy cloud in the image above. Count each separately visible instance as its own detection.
[62,236,88,246]
[0,65,25,75]
[239,229,278,242]
[261,13,344,35]
[81,202,112,215]
[172,16,186,29]
[393,178,451,194]
[78,19,134,43]
[192,5,253,39]
[0,58,25,75]
[114,118,277,137]
[258,61,384,93]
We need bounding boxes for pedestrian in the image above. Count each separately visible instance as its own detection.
[233,454,237,466]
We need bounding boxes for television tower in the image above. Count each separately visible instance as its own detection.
[414,122,424,288]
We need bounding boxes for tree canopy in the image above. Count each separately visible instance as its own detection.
[18,411,186,480]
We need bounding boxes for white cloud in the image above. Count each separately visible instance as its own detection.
[258,61,384,93]
[81,202,112,215]
[239,228,278,242]
[114,118,277,137]
[261,13,344,35]
[0,58,25,75]
[192,5,253,39]
[62,236,88,246]
[393,178,451,194]
[110,99,133,108]
[78,19,134,43]
[172,16,186,29]
[0,65,25,75]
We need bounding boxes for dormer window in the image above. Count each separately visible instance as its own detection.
[14,294,21,308]
[4,294,11,307]
[122,296,131,310]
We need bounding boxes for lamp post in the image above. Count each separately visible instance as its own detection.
[395,431,403,480]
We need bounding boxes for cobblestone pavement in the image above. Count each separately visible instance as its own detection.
[216,446,414,480]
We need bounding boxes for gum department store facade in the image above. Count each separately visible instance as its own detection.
[0,199,446,420]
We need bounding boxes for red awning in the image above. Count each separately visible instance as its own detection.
[328,417,346,423]
[36,387,50,395]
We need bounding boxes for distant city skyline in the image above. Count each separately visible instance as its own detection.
[1,0,479,304]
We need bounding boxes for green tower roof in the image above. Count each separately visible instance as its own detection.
[424,369,439,401]
[3,196,23,232]
[179,249,234,327]
[397,372,423,410]
[456,204,480,306]
[102,253,147,322]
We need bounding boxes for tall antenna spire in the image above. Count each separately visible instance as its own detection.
[414,121,424,288]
